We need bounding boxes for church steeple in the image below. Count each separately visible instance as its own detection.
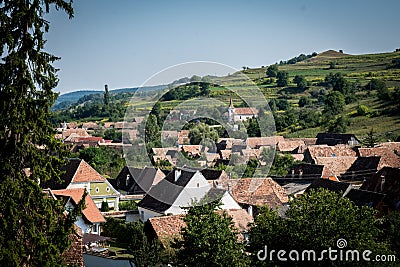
[228,97,235,123]
[229,97,234,108]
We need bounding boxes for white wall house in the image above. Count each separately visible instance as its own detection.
[138,168,241,221]
[52,188,106,235]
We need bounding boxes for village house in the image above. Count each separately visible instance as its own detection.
[227,98,259,122]
[41,159,120,210]
[137,168,241,221]
[230,178,288,216]
[110,166,165,196]
[316,133,360,146]
[303,145,357,164]
[356,142,400,169]
[52,188,106,235]
[360,167,400,212]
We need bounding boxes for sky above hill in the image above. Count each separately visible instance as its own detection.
[45,0,400,94]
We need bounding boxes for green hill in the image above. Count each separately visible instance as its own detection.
[52,49,400,142]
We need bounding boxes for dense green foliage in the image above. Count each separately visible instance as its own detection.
[78,146,124,178]
[248,189,394,267]
[102,218,163,266]
[174,201,250,266]
[189,122,219,146]
[0,1,82,266]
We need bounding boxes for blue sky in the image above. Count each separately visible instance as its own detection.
[45,0,400,94]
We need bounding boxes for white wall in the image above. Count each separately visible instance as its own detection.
[220,192,241,210]
[138,207,161,222]
[169,171,211,211]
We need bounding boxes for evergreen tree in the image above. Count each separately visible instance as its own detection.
[0,1,80,266]
[104,84,110,105]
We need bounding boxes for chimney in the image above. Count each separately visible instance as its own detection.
[126,174,130,187]
[248,205,253,217]
[175,169,182,182]
[380,175,385,192]
[228,181,232,194]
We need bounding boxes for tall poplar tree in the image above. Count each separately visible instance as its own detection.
[0,1,80,266]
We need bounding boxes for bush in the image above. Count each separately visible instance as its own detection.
[118,200,138,211]
[101,201,110,212]
[357,104,370,116]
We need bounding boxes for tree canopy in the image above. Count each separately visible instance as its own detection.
[0,0,80,265]
[174,201,250,267]
[248,189,394,267]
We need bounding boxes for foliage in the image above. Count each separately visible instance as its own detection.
[103,128,122,142]
[269,153,294,176]
[174,201,250,267]
[103,218,162,267]
[382,211,400,258]
[293,75,309,90]
[243,158,259,178]
[244,117,261,137]
[104,84,110,106]
[161,82,210,101]
[78,146,124,178]
[278,52,317,65]
[118,200,138,211]
[327,115,348,133]
[189,122,219,147]
[298,96,312,107]
[276,71,289,87]
[367,79,389,100]
[323,91,345,116]
[362,128,379,147]
[266,64,278,77]
[0,1,80,266]
[101,200,110,212]
[357,104,370,116]
[248,189,393,267]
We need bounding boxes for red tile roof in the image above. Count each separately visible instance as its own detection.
[315,157,358,178]
[233,107,259,115]
[277,140,306,152]
[230,178,288,208]
[358,143,400,169]
[307,145,356,159]
[53,188,106,224]
[72,160,107,183]
[246,136,284,148]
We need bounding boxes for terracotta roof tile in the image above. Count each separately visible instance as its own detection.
[314,156,357,178]
[233,107,259,115]
[277,140,306,152]
[52,188,106,223]
[246,136,284,148]
[230,178,288,208]
[307,145,356,159]
[358,143,400,169]
[72,160,107,183]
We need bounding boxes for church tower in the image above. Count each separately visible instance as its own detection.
[228,97,235,123]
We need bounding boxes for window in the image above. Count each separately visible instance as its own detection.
[95,187,99,193]
[106,187,110,192]
[92,224,98,233]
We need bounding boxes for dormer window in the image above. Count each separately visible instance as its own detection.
[126,174,130,187]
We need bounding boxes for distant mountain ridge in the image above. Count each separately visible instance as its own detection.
[54,85,165,109]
